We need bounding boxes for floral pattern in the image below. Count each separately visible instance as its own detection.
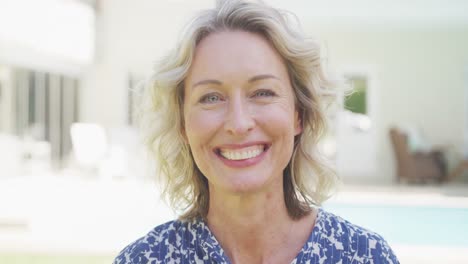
[114,208,399,263]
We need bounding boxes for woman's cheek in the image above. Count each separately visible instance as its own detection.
[186,109,223,139]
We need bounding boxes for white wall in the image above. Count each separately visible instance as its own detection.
[82,0,468,183]
[0,0,94,75]
[317,28,468,182]
[81,0,213,126]
[465,67,468,157]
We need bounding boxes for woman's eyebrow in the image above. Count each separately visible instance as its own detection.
[192,79,222,88]
[248,74,279,83]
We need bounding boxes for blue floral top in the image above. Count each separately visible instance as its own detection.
[114,208,399,263]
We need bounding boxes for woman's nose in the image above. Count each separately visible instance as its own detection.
[223,97,254,136]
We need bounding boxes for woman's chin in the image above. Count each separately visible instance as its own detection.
[212,175,275,195]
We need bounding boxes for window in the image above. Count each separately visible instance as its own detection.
[344,76,367,115]
[13,67,79,166]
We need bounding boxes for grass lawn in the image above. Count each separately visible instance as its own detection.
[0,254,114,264]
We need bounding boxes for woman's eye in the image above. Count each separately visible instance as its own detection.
[200,94,222,104]
[254,89,275,97]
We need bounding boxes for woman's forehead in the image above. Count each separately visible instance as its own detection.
[187,30,289,86]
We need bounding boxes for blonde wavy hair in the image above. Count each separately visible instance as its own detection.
[139,0,339,220]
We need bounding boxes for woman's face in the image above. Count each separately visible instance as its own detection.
[183,30,301,194]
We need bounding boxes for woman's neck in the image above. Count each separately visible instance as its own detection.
[206,184,316,264]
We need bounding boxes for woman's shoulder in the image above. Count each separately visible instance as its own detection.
[317,208,389,242]
[308,208,399,263]
[113,219,202,264]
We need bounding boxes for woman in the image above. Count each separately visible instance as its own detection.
[114,0,399,263]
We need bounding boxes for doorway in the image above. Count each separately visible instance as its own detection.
[335,69,378,182]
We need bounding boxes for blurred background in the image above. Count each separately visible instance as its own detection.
[0,0,467,263]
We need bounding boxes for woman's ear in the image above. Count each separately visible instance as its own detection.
[294,110,303,136]
[181,126,189,144]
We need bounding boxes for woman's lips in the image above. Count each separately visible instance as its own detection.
[213,143,271,168]
[219,144,266,160]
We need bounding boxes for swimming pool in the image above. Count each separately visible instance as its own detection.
[323,203,468,247]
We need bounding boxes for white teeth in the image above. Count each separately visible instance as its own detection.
[220,145,265,160]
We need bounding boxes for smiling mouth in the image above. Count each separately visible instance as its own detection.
[216,144,268,161]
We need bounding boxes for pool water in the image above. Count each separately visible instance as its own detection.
[323,203,468,247]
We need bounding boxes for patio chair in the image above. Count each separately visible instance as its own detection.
[389,127,447,183]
